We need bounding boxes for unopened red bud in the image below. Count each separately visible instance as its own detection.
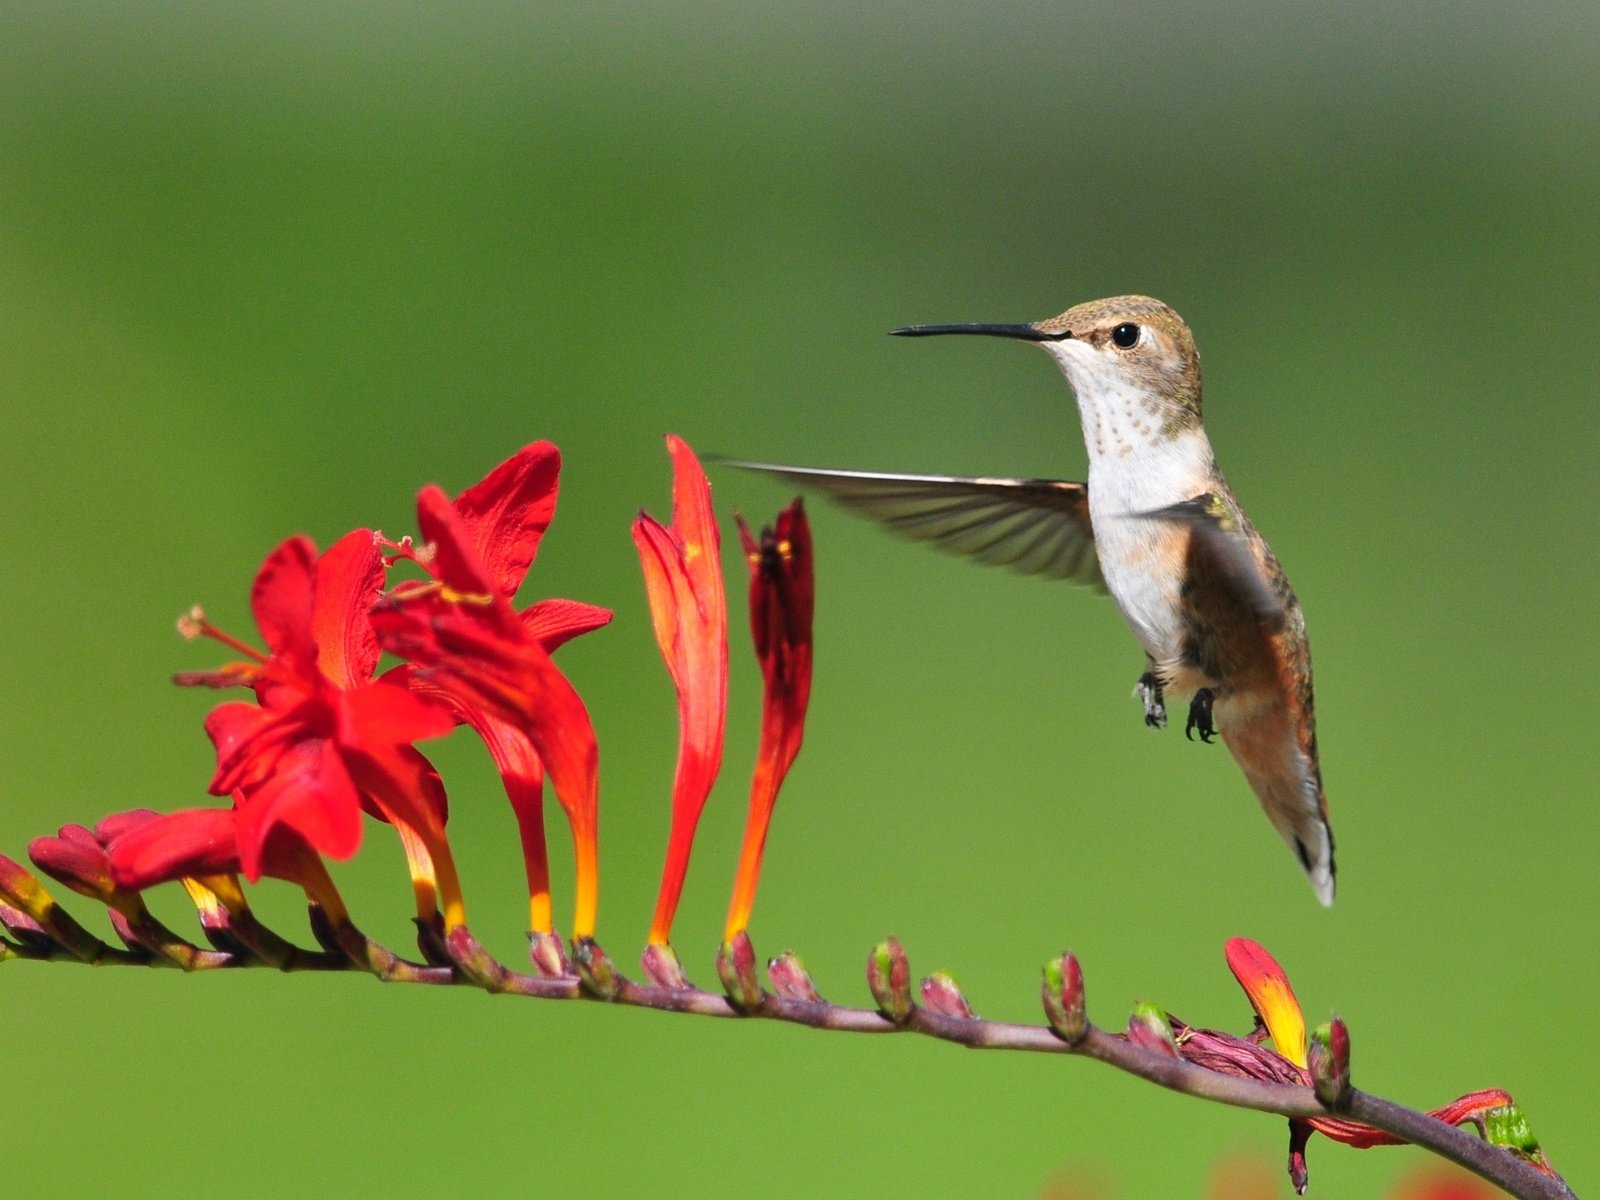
[919,971,976,1019]
[1308,1018,1351,1110]
[717,932,762,1010]
[640,942,691,989]
[1042,951,1088,1044]
[28,831,115,903]
[93,809,162,844]
[867,936,913,1024]
[0,853,48,915]
[767,951,823,1003]
[574,936,622,1000]
[528,930,573,978]
[1127,1002,1179,1058]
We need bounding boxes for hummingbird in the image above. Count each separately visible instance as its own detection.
[723,295,1335,905]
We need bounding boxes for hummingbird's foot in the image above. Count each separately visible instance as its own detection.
[1136,672,1167,729]
[1186,689,1219,744]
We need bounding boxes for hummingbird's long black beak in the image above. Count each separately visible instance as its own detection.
[889,322,1071,341]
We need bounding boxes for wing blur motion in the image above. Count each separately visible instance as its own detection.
[716,461,1103,587]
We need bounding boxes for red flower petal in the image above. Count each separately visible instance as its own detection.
[107,808,242,890]
[452,442,562,598]
[235,738,364,880]
[205,700,295,795]
[725,499,813,940]
[416,485,510,617]
[634,437,728,944]
[472,714,553,930]
[336,679,456,750]
[521,597,615,652]
[1225,937,1308,1068]
[311,528,386,689]
[250,535,319,670]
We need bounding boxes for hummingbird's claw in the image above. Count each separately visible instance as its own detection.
[1185,689,1219,744]
[1136,672,1167,729]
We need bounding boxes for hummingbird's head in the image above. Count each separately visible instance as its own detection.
[894,295,1204,438]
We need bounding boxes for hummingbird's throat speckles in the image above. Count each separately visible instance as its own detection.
[1046,345,1197,460]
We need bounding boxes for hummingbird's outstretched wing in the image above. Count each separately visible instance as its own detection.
[1139,493,1336,907]
[714,461,1103,587]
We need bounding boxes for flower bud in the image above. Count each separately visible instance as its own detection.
[767,951,823,1003]
[1483,1104,1552,1169]
[1042,951,1088,1044]
[0,902,51,954]
[1308,1018,1351,1110]
[574,936,623,1000]
[28,830,115,904]
[93,809,162,844]
[716,932,762,1010]
[920,971,975,1019]
[640,941,691,990]
[1127,1002,1179,1058]
[0,853,49,916]
[445,926,510,992]
[867,937,913,1024]
[528,930,573,978]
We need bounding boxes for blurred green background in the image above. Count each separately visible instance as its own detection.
[2,3,1595,1196]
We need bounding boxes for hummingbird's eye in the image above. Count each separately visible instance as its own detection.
[1110,322,1141,349]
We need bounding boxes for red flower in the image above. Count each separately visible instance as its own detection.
[373,449,605,939]
[178,531,457,917]
[384,443,611,938]
[633,436,728,946]
[725,498,813,940]
[104,805,357,936]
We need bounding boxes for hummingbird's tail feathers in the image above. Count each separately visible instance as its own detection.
[1218,697,1337,906]
[711,460,1104,587]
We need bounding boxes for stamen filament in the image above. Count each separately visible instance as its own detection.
[178,607,269,663]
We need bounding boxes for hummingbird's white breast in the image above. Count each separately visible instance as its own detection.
[1046,346,1217,687]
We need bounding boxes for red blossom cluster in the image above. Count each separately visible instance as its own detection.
[0,438,1566,1200]
[6,436,811,982]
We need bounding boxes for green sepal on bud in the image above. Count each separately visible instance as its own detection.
[767,951,823,1003]
[717,932,763,1011]
[640,941,691,990]
[1042,951,1088,1045]
[1126,1001,1179,1058]
[920,971,975,1019]
[1307,1018,1352,1110]
[574,936,623,1000]
[867,936,913,1024]
[1483,1104,1550,1165]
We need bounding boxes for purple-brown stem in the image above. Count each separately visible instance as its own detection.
[0,859,1573,1200]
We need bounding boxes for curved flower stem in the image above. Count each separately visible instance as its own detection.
[1,893,1573,1200]
[507,972,1570,1200]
